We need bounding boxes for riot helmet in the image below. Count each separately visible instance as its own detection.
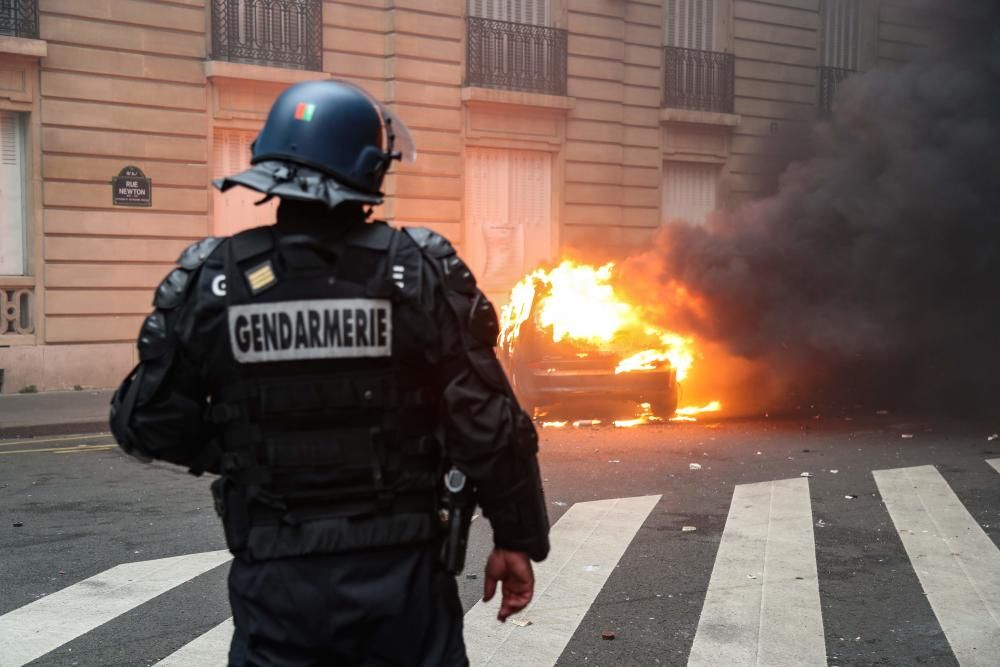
[213,80,415,208]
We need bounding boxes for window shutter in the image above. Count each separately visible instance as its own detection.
[662,162,718,226]
[665,0,716,50]
[704,0,715,52]
[466,147,511,286]
[465,147,552,290]
[694,1,704,50]
[470,0,548,24]
[0,111,25,275]
[678,0,688,47]
[469,0,497,20]
[666,0,677,48]
[508,150,551,277]
[821,0,861,69]
[534,0,546,27]
[212,128,276,237]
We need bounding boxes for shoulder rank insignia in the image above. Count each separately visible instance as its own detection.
[245,260,277,294]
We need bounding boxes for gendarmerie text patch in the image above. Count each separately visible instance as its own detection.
[228,299,392,363]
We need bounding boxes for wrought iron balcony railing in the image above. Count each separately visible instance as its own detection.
[465,16,567,96]
[662,46,735,114]
[211,0,323,71]
[1,285,34,339]
[818,66,854,119]
[0,0,39,39]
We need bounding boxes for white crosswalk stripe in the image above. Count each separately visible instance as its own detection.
[688,477,826,667]
[4,464,998,666]
[874,465,1000,666]
[156,618,234,666]
[0,550,231,667]
[464,494,661,666]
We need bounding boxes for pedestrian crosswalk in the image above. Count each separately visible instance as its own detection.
[874,465,1000,667]
[0,550,231,667]
[688,478,826,666]
[1,461,997,666]
[464,495,661,666]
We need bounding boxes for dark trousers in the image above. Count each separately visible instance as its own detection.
[227,544,468,667]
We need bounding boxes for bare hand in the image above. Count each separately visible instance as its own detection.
[482,548,535,622]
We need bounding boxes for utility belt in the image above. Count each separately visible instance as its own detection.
[212,476,442,560]
[205,373,445,560]
[209,423,443,558]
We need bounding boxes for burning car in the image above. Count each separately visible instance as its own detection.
[498,262,695,419]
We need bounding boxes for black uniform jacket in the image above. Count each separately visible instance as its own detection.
[110,205,550,563]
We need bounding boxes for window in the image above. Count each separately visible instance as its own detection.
[469,0,549,25]
[662,162,718,226]
[662,0,733,112]
[820,0,862,70]
[818,0,861,118]
[0,111,27,275]
[465,147,553,290]
[664,0,717,51]
[212,129,278,237]
[210,0,323,71]
[465,0,566,94]
[0,0,40,39]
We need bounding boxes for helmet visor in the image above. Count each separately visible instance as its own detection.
[337,81,417,163]
[376,102,417,163]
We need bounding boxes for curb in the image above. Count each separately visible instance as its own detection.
[0,420,110,440]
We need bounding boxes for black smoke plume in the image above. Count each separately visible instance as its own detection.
[623,0,1000,416]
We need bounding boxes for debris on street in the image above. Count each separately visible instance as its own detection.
[800,472,813,477]
[689,463,702,470]
[13,522,24,528]
[901,434,914,439]
[845,495,858,500]
[512,619,533,627]
[988,434,998,441]
[682,526,697,532]
[601,631,616,641]
[608,459,621,464]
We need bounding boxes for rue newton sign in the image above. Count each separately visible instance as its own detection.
[112,166,152,207]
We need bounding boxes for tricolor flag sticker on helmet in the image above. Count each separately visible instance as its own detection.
[294,102,316,121]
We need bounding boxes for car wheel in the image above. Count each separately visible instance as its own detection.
[647,393,678,418]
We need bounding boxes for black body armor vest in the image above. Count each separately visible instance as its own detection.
[206,221,443,561]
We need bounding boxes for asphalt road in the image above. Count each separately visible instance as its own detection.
[1,413,998,666]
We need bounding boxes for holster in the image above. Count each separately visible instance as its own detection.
[211,477,249,555]
[440,467,475,574]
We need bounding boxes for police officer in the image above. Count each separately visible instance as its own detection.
[110,80,550,666]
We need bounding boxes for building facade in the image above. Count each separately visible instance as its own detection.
[0,0,930,393]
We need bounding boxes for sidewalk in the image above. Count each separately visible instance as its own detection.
[0,390,113,439]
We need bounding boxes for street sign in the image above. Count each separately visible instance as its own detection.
[112,166,152,207]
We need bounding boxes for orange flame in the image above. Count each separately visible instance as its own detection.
[675,400,723,416]
[500,261,696,378]
[499,260,721,421]
[670,401,723,422]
